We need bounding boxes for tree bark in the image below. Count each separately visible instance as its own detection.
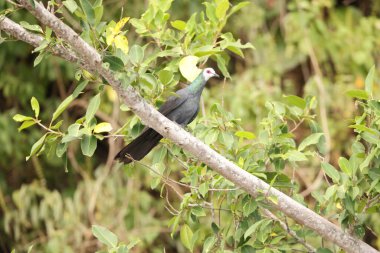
[0,1,378,252]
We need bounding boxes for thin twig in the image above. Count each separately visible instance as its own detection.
[263,209,316,253]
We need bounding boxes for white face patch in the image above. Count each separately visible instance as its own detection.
[202,68,218,81]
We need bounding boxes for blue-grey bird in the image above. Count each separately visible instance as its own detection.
[115,68,219,164]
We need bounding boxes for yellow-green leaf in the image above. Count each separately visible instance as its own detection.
[94,122,113,133]
[31,97,40,118]
[106,17,130,45]
[171,20,186,30]
[114,17,130,33]
[27,134,47,161]
[215,0,229,19]
[114,35,129,54]
[179,55,202,82]
[235,131,255,140]
[180,224,193,251]
[13,114,33,122]
[85,94,101,123]
[18,120,37,132]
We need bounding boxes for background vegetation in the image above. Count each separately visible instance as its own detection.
[1,0,380,252]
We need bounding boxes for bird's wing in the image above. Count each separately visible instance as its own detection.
[140,89,188,132]
[158,89,188,117]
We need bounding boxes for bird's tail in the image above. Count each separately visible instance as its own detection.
[115,128,163,164]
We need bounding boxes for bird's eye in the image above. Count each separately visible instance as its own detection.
[206,70,211,74]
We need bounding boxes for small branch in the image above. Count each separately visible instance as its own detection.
[263,209,316,253]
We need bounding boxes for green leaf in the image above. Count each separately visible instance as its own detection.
[116,245,128,253]
[31,97,40,118]
[228,1,250,17]
[284,95,306,109]
[171,20,187,30]
[85,94,101,123]
[92,225,118,248]
[244,219,265,239]
[81,134,97,157]
[18,120,37,132]
[51,81,88,122]
[198,183,209,197]
[103,55,125,71]
[220,33,254,57]
[215,0,229,19]
[80,0,95,25]
[63,0,78,13]
[338,157,352,176]
[346,89,369,100]
[321,162,340,183]
[129,45,144,65]
[215,54,230,79]
[235,130,255,140]
[286,150,308,162]
[202,236,216,253]
[180,224,193,251]
[365,65,375,95]
[56,142,68,157]
[243,200,257,216]
[127,239,141,249]
[32,40,49,53]
[191,206,206,217]
[34,52,45,67]
[27,134,47,160]
[94,122,113,133]
[20,21,43,33]
[298,133,324,151]
[13,114,33,122]
[316,248,333,253]
[158,69,173,85]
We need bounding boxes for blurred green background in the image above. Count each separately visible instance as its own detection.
[1,0,380,252]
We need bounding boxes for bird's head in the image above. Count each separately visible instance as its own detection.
[202,68,220,81]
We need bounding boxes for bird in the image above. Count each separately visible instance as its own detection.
[115,67,219,164]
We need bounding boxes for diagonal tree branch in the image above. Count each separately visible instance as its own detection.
[0,16,79,63]
[1,1,378,252]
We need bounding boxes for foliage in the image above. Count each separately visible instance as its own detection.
[1,0,380,252]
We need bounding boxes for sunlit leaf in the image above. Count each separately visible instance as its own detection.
[92,225,118,248]
[215,0,229,19]
[179,55,202,82]
[31,97,40,118]
[114,35,129,55]
[346,89,369,100]
[94,122,113,133]
[235,131,255,140]
[13,114,33,122]
[18,120,36,132]
[171,20,186,30]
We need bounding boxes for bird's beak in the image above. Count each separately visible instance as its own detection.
[214,73,220,78]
